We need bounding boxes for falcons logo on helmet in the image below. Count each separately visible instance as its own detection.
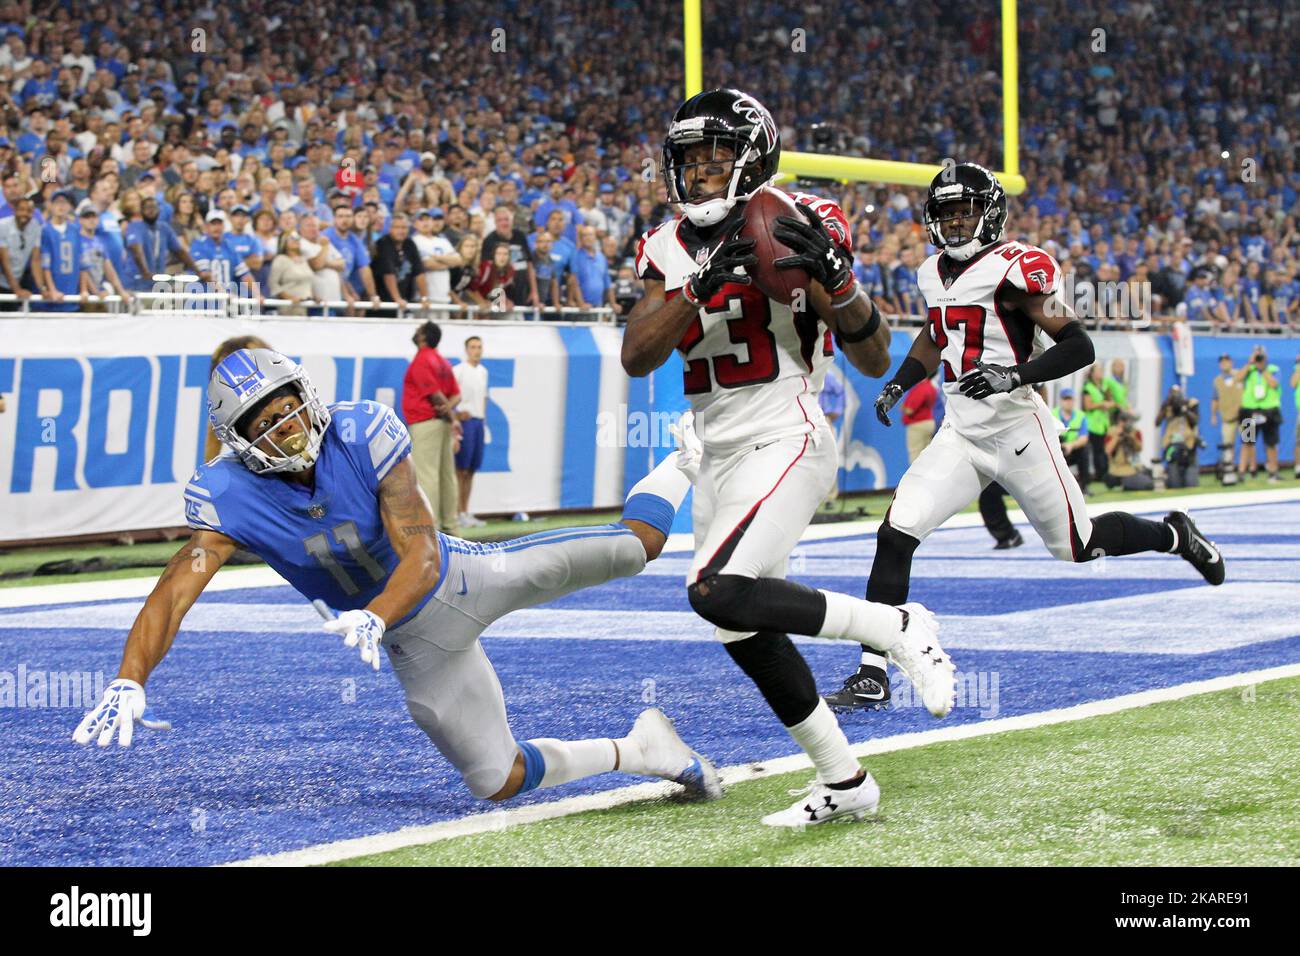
[731,94,778,147]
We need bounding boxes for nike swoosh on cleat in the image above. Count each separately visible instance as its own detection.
[1193,536,1221,562]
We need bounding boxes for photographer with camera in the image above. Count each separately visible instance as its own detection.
[1235,346,1283,482]
[1157,385,1204,488]
[1105,410,1150,490]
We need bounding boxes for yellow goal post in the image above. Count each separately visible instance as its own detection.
[681,0,1026,195]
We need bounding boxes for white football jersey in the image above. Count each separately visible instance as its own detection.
[916,240,1061,438]
[635,187,850,453]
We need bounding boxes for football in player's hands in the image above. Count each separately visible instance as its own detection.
[738,188,808,305]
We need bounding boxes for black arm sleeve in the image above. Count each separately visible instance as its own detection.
[1012,320,1094,387]
[889,356,929,392]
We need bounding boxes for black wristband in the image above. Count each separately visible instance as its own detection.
[890,356,928,392]
[834,298,880,345]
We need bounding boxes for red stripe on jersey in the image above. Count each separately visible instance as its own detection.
[696,435,810,582]
[992,255,1031,365]
[1032,411,1085,561]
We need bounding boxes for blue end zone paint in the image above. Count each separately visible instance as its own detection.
[558,326,600,508]
[3,629,1297,866]
[0,502,1295,865]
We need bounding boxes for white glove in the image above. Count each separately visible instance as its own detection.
[73,678,172,748]
[322,609,386,671]
[668,410,702,483]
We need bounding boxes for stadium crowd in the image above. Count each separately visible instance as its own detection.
[0,0,1294,328]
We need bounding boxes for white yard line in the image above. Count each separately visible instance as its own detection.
[227,661,1300,867]
[6,487,1299,610]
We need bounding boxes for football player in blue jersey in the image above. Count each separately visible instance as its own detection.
[74,348,720,804]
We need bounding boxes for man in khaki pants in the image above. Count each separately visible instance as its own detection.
[1209,353,1243,467]
[401,321,461,535]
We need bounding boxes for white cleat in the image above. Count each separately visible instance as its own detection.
[625,708,722,800]
[761,773,880,829]
[888,602,957,718]
[667,410,702,483]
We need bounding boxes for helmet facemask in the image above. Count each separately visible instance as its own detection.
[665,134,765,227]
[927,197,986,261]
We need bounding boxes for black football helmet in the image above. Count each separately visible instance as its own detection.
[662,88,780,227]
[923,162,1008,261]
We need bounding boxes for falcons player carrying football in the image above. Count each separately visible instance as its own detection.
[622,88,958,828]
[824,162,1227,713]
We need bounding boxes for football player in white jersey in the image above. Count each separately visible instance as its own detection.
[622,88,959,828]
[825,163,1226,712]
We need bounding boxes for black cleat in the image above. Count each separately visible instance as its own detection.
[823,665,891,713]
[1163,511,1225,586]
[993,530,1024,550]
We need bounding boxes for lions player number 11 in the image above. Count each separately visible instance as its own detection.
[304,521,387,596]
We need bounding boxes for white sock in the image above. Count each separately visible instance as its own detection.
[1165,524,1180,552]
[787,699,861,785]
[625,452,691,511]
[526,738,619,790]
[859,650,889,671]
[818,590,906,652]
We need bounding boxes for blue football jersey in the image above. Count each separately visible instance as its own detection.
[183,400,438,625]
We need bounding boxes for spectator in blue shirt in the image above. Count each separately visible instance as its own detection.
[528,209,576,268]
[289,175,332,225]
[39,191,82,311]
[77,204,129,302]
[190,210,257,297]
[324,203,380,308]
[224,205,261,274]
[892,247,923,316]
[568,224,611,313]
[122,197,202,291]
[1180,271,1220,327]
[533,180,579,242]
[530,229,567,309]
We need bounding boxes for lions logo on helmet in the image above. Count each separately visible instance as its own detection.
[923,162,1008,262]
[662,88,781,228]
[208,348,332,475]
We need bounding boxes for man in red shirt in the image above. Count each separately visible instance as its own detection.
[902,375,937,462]
[402,321,462,534]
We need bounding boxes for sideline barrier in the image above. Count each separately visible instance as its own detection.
[1,314,1292,543]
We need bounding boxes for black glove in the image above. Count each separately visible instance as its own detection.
[874,382,904,426]
[683,220,757,306]
[957,361,1021,401]
[772,203,855,296]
